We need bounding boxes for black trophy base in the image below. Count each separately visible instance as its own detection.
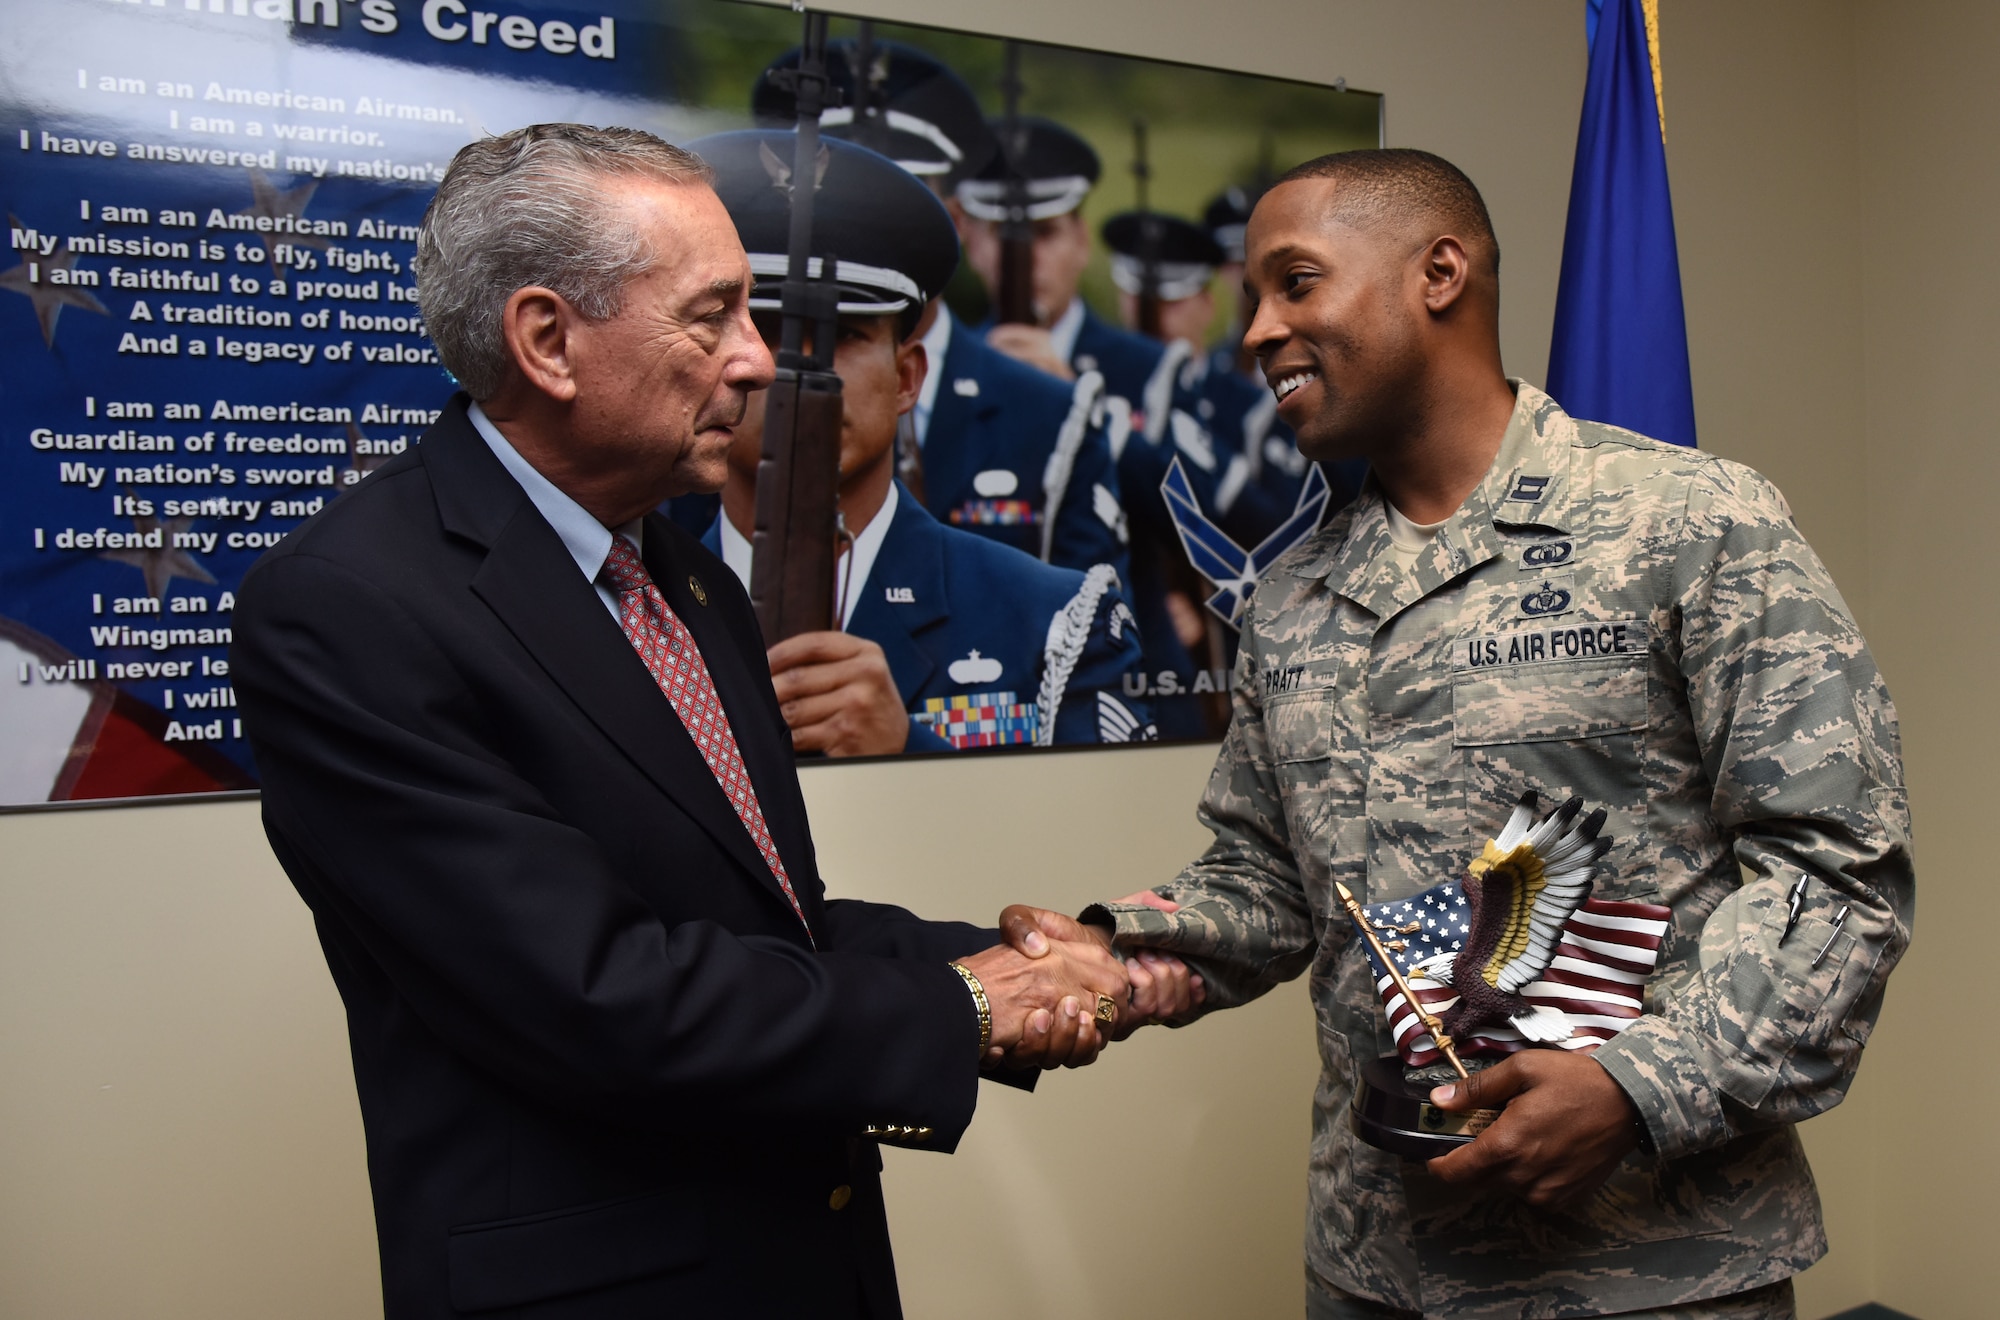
[1350,1056,1504,1160]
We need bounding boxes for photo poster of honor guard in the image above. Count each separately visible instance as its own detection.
[0,0,1379,808]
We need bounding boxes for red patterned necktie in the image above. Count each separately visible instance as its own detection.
[599,538,812,940]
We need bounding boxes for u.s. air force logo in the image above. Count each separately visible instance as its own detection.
[1456,619,1649,669]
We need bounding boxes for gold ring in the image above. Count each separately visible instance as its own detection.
[1093,993,1118,1025]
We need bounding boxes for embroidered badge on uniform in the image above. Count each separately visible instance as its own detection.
[950,498,1040,527]
[1505,474,1552,502]
[1519,576,1575,618]
[947,650,1003,684]
[1520,539,1574,569]
[914,691,1039,748]
[1096,691,1156,743]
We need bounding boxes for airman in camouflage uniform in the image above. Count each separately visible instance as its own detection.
[1088,379,1913,1318]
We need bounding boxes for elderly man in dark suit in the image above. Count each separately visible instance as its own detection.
[232,123,1184,1320]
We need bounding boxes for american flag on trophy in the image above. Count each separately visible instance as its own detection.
[1353,794,1674,1068]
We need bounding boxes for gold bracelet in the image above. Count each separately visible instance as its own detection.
[948,962,993,1056]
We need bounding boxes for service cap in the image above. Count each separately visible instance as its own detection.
[1101,211,1224,301]
[1202,185,1259,264]
[688,129,960,317]
[956,116,1100,223]
[751,39,998,188]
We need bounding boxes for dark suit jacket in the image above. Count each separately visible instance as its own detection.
[233,397,997,1320]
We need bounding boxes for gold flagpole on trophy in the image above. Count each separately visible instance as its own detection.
[1335,882,1470,1081]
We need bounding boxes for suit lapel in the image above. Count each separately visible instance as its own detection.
[422,403,801,928]
[641,522,820,928]
[470,509,784,901]
[689,510,824,915]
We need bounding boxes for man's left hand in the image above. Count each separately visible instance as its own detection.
[998,903,1204,1040]
[1424,1050,1643,1207]
[766,632,910,757]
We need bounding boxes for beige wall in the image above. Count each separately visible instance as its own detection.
[1666,5,1876,1312]
[2,1,1983,1317]
[1850,2,2000,1316]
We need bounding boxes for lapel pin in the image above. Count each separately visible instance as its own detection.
[687,575,707,605]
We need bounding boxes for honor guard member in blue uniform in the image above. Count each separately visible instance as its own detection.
[746,41,1131,583]
[1101,208,1312,554]
[957,119,1204,440]
[958,118,1230,734]
[688,129,1155,757]
[1204,184,1259,376]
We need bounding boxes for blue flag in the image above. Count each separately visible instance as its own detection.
[1547,0,1697,447]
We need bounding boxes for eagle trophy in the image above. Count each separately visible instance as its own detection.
[1412,792,1612,1045]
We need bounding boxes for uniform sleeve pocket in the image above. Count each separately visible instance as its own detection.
[448,1187,706,1313]
[1263,689,1334,763]
[1452,656,1648,746]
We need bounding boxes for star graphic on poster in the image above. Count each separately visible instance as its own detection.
[0,214,110,348]
[100,513,218,599]
[239,168,330,277]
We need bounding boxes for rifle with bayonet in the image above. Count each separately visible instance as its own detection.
[1131,116,1163,339]
[994,40,1036,326]
[845,20,887,156]
[749,10,846,643]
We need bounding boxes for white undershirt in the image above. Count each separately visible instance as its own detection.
[1385,501,1449,565]
[1046,296,1085,366]
[719,482,898,632]
[911,302,954,446]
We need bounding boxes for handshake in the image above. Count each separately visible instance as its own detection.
[956,897,1206,1071]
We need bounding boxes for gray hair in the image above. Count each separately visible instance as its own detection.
[415,123,714,400]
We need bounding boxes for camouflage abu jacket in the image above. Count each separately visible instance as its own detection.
[1094,383,1913,1318]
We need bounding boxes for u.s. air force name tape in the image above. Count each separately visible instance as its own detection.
[1455,619,1650,670]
